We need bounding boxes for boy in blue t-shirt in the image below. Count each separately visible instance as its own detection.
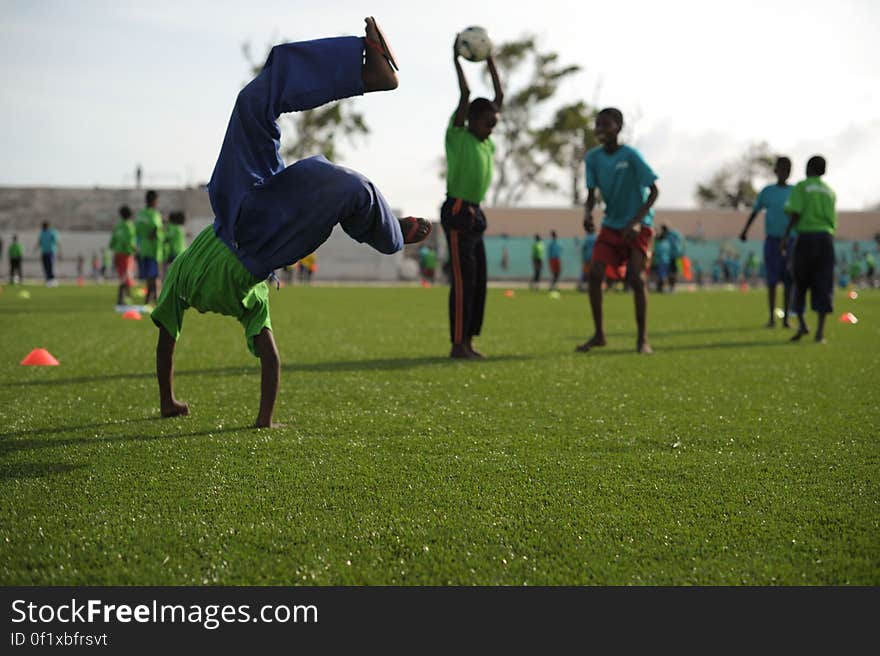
[579,107,659,354]
[653,227,672,293]
[548,230,563,291]
[578,230,597,292]
[739,156,794,328]
[34,221,61,287]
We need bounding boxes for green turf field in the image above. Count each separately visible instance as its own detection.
[1,282,877,585]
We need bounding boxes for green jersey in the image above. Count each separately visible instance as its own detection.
[532,241,545,260]
[109,219,137,255]
[151,226,271,357]
[136,207,164,260]
[445,113,495,204]
[165,223,187,259]
[8,241,22,259]
[784,177,836,235]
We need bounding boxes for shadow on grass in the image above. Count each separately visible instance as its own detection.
[0,424,251,457]
[0,305,104,315]
[3,354,534,388]
[572,339,787,355]
[0,462,88,481]
[570,325,769,341]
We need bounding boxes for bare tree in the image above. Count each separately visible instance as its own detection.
[482,37,581,206]
[695,142,776,210]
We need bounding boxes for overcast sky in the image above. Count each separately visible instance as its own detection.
[1,0,878,217]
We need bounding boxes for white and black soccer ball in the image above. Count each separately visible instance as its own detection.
[455,26,493,62]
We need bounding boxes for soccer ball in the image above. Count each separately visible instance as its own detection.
[456,26,493,62]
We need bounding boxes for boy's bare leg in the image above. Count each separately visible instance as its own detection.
[790,314,809,341]
[629,250,653,354]
[814,312,827,343]
[782,280,793,328]
[362,17,398,92]
[253,328,282,428]
[577,263,608,351]
[157,326,189,417]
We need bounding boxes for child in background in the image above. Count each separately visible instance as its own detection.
[578,228,597,292]
[109,205,138,305]
[740,157,794,327]
[548,230,562,291]
[530,234,544,290]
[782,155,837,343]
[579,107,659,354]
[164,211,188,275]
[653,228,672,293]
[8,235,23,284]
[136,190,163,304]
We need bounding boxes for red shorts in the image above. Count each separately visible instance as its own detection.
[114,253,133,284]
[592,225,654,278]
[549,257,561,275]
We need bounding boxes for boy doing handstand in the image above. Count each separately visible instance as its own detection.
[151,18,431,427]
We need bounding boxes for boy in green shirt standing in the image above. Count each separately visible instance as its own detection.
[782,156,837,343]
[136,190,164,305]
[8,235,23,284]
[442,35,504,359]
[163,210,188,276]
[109,205,138,305]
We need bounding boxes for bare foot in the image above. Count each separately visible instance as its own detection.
[450,344,476,359]
[814,334,826,344]
[254,421,286,429]
[362,17,398,92]
[575,334,606,352]
[790,328,809,342]
[400,217,432,244]
[466,342,485,358]
[637,341,654,355]
[161,400,189,418]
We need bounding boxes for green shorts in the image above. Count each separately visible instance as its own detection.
[151,226,272,356]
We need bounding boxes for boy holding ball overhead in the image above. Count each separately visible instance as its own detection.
[442,32,504,359]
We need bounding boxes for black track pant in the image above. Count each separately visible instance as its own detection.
[441,197,487,345]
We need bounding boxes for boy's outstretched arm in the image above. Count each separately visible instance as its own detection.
[486,54,504,109]
[253,328,281,428]
[452,37,470,127]
[157,326,189,418]
[740,209,759,241]
[583,188,598,233]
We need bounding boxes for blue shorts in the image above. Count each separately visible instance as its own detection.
[142,256,159,279]
[764,236,794,286]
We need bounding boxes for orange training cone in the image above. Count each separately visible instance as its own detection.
[839,312,858,324]
[122,309,142,320]
[21,348,60,366]
[504,289,515,298]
